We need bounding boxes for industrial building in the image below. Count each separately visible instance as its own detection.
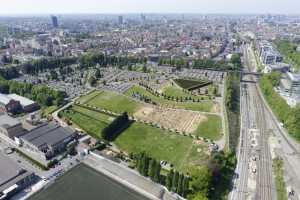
[20,122,76,160]
[0,93,38,114]
[0,94,22,114]
[0,114,25,139]
[0,153,35,200]
[7,94,39,113]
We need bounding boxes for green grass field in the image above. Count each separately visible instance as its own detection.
[60,105,113,138]
[163,85,209,100]
[85,91,142,115]
[195,115,222,141]
[114,122,208,171]
[125,85,215,112]
[77,90,102,104]
[61,104,209,171]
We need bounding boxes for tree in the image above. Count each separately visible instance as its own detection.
[142,65,147,73]
[154,162,161,183]
[143,155,150,176]
[172,171,179,192]
[182,176,190,197]
[166,169,174,190]
[190,166,212,198]
[149,159,157,180]
[95,68,102,79]
[88,76,97,86]
[192,193,209,200]
[177,173,184,194]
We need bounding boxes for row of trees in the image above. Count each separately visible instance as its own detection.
[0,78,66,107]
[166,170,190,197]
[136,152,161,183]
[130,150,236,200]
[225,72,240,151]
[101,112,131,141]
[134,152,190,198]
[21,57,77,75]
[260,72,300,140]
[79,53,147,69]
[0,67,20,79]
[158,57,242,71]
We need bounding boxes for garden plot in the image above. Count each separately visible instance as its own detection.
[134,105,207,134]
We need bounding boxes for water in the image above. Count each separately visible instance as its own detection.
[29,164,150,200]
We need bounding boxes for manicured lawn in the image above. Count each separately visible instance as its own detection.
[114,122,208,171]
[77,90,102,104]
[125,85,215,112]
[86,91,141,115]
[61,106,110,138]
[71,105,114,123]
[195,115,222,141]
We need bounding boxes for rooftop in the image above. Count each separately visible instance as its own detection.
[0,114,21,128]
[7,94,35,107]
[0,153,26,190]
[287,72,300,82]
[0,93,12,105]
[20,122,75,148]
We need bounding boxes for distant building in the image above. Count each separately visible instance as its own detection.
[20,123,76,160]
[7,94,39,113]
[0,153,35,200]
[261,50,283,65]
[0,94,22,114]
[118,16,123,25]
[141,14,146,23]
[263,63,290,73]
[0,114,25,139]
[280,72,300,97]
[51,15,58,28]
[257,40,283,65]
[0,93,38,114]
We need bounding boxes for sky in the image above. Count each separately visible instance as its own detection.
[1,0,299,15]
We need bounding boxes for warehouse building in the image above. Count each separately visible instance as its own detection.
[0,114,25,140]
[7,94,39,113]
[0,153,35,200]
[0,94,22,114]
[0,93,38,114]
[20,122,76,160]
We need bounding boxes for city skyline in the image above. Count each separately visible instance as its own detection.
[1,0,300,15]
